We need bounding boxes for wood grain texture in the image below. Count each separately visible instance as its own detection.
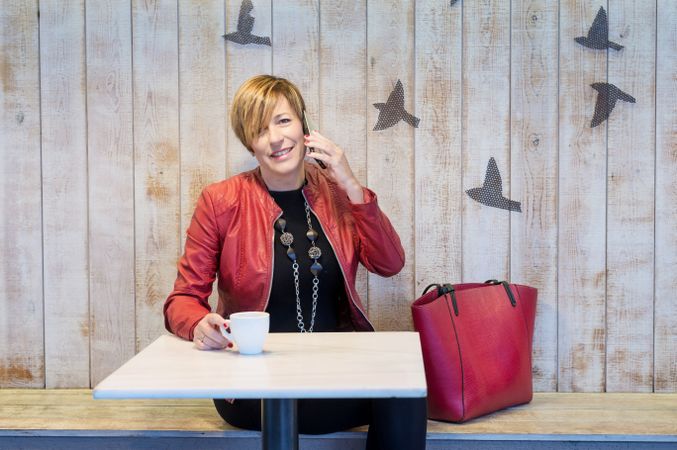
[605,0,656,392]
[319,0,369,311]
[271,0,319,117]
[178,0,226,311]
[510,0,559,391]
[1,390,675,438]
[0,0,43,388]
[0,0,674,393]
[414,1,463,293]
[132,0,180,352]
[40,0,89,387]
[366,0,415,330]
[0,389,232,432]
[86,0,135,387]
[558,0,608,392]
[654,0,677,393]
[178,0,226,242]
[92,333,426,399]
[225,0,271,177]
[425,393,677,437]
[461,0,511,282]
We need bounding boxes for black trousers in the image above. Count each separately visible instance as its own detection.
[213,397,427,450]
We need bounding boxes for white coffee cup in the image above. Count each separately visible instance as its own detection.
[220,311,270,355]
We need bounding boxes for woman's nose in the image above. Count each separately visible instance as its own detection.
[268,127,284,144]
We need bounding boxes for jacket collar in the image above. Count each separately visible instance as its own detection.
[248,163,321,213]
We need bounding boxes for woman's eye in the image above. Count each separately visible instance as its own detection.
[279,118,291,124]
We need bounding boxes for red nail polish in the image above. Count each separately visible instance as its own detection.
[227,342,234,348]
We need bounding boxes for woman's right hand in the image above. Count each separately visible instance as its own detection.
[193,313,232,350]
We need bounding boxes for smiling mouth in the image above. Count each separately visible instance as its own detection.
[271,147,293,158]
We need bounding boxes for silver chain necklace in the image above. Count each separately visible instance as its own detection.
[275,201,323,332]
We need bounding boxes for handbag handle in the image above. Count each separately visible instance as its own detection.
[421,280,517,318]
[484,280,517,307]
[422,283,459,316]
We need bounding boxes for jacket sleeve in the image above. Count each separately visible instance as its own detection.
[349,187,405,277]
[163,188,221,341]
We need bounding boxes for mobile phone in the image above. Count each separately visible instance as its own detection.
[303,111,326,169]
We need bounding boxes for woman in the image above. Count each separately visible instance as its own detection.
[164,75,427,449]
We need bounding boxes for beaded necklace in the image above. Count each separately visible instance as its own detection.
[274,201,323,332]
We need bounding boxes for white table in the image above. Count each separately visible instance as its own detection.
[94,332,427,450]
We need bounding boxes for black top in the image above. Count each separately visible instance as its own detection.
[266,188,343,332]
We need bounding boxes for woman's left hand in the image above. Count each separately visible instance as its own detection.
[304,131,365,204]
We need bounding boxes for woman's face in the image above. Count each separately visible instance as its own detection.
[251,96,306,191]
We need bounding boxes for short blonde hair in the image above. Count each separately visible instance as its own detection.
[230,75,306,153]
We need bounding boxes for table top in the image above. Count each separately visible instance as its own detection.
[93,332,427,400]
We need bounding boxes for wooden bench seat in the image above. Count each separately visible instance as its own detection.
[1,390,675,450]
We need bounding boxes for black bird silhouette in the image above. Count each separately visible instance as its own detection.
[466,157,522,212]
[372,80,420,131]
[589,82,636,127]
[223,0,271,46]
[575,6,623,51]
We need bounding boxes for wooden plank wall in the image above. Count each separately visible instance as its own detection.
[0,0,675,392]
[367,0,415,329]
[606,0,656,392]
[1,1,43,388]
[132,0,180,353]
[655,0,677,394]
[558,0,608,392]
[40,0,89,388]
[511,0,559,391]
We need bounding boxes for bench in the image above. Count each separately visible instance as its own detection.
[1,389,675,450]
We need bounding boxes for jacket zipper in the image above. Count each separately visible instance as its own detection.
[301,190,375,331]
[262,210,283,313]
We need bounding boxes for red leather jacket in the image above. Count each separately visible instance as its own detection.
[164,163,405,340]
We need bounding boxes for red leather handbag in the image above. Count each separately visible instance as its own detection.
[411,280,537,422]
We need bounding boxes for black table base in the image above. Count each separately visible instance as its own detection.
[262,399,298,450]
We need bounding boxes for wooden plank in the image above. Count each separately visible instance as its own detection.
[178,0,226,310]
[414,2,462,291]
[132,0,180,351]
[558,0,608,392]
[425,393,677,438]
[271,0,319,118]
[366,0,415,330]
[40,0,89,387]
[0,389,231,432]
[605,0,656,393]
[510,0,559,391]
[178,0,226,239]
[654,0,677,393]
[319,0,369,311]
[1,390,675,438]
[462,0,511,282]
[0,0,43,388]
[225,0,272,177]
[86,0,135,386]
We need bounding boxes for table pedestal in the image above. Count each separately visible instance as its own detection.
[262,399,298,450]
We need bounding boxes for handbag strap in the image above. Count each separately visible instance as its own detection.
[422,283,459,316]
[421,280,518,317]
[484,279,517,307]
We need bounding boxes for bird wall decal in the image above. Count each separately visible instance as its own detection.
[466,157,522,212]
[223,0,271,46]
[372,80,420,131]
[575,6,623,51]
[589,82,636,127]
